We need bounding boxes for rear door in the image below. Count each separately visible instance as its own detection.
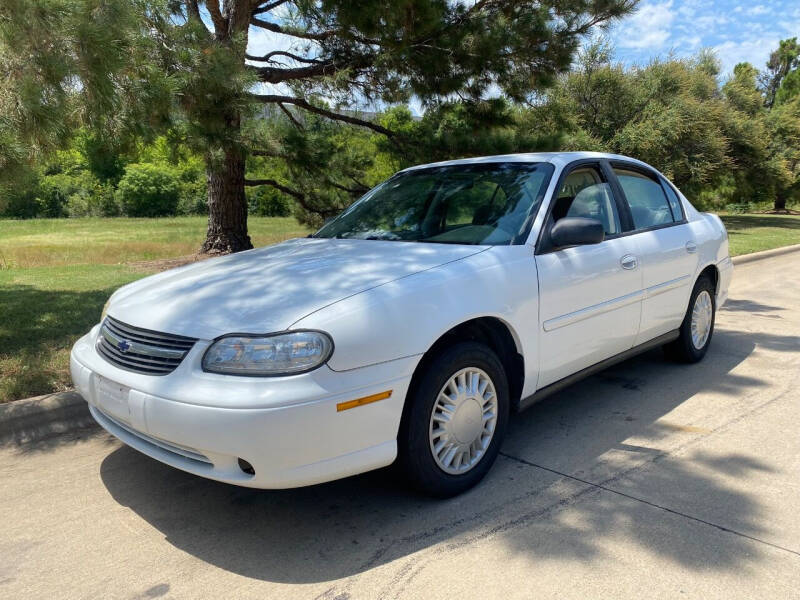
[610,163,699,345]
[534,161,643,388]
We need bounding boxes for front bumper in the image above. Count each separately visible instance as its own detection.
[70,326,417,488]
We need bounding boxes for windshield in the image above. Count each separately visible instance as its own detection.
[314,162,555,245]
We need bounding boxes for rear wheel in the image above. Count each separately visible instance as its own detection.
[664,275,716,363]
[398,342,509,497]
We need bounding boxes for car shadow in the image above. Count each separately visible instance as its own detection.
[97,323,790,586]
[720,298,784,314]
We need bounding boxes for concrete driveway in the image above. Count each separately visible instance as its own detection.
[2,252,799,599]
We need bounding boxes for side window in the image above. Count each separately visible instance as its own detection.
[614,168,676,230]
[662,181,685,222]
[552,167,621,236]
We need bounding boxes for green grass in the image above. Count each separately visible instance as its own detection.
[0,216,311,403]
[0,216,310,268]
[719,214,800,257]
[0,213,798,404]
[0,265,144,403]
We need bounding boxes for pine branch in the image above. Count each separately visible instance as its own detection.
[330,181,368,194]
[249,149,280,157]
[249,17,378,45]
[252,0,289,16]
[248,150,362,194]
[244,178,303,199]
[349,175,369,190]
[251,94,394,137]
[277,103,304,129]
[244,178,334,216]
[250,16,331,40]
[248,62,341,83]
[459,0,495,22]
[182,0,212,35]
[185,0,201,21]
[206,1,227,35]
[245,50,322,64]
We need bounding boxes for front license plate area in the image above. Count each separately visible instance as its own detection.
[94,375,131,423]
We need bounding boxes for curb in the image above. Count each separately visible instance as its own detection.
[732,243,800,265]
[0,391,95,446]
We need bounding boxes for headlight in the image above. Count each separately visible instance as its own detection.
[202,331,334,376]
[101,299,111,321]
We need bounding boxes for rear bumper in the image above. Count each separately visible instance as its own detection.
[70,328,416,488]
[716,255,733,308]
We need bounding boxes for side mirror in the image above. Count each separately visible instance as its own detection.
[550,217,605,248]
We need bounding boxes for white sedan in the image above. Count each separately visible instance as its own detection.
[71,152,733,497]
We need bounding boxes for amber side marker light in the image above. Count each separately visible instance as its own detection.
[337,390,393,412]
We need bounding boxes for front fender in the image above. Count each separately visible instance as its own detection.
[291,246,540,393]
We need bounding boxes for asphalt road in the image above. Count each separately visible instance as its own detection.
[2,252,800,599]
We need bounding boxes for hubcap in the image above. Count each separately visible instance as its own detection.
[691,290,713,350]
[429,367,498,475]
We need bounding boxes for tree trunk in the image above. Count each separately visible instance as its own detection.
[199,0,253,254]
[201,145,253,254]
[774,195,787,212]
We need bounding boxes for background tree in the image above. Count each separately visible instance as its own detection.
[760,38,799,109]
[759,38,800,211]
[765,97,800,212]
[529,45,733,197]
[0,0,637,253]
[732,37,800,212]
[720,62,775,209]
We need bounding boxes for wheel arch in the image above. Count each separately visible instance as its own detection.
[697,263,719,296]
[403,317,525,417]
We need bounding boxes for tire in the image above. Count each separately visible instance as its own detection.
[398,341,509,497]
[663,275,716,363]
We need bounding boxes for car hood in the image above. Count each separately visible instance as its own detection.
[107,238,487,339]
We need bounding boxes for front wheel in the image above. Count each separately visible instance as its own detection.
[664,275,716,363]
[398,342,509,497]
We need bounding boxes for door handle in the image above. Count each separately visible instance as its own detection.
[620,254,638,270]
[685,240,697,253]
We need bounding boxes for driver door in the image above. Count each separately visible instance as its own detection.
[534,163,643,388]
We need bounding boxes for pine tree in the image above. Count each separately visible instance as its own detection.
[0,0,637,252]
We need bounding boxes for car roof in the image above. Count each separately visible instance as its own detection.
[398,151,654,173]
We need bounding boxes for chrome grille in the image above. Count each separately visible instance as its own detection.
[96,316,197,375]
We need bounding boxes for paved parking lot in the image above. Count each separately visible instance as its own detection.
[2,251,799,599]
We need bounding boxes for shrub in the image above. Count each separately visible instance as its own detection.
[0,171,41,218]
[36,172,120,217]
[1,189,40,218]
[177,178,208,215]
[246,186,292,217]
[724,202,753,214]
[175,163,207,215]
[65,181,119,217]
[1,192,39,218]
[116,164,180,217]
[36,174,71,218]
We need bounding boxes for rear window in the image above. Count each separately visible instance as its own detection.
[613,168,676,230]
[662,181,685,222]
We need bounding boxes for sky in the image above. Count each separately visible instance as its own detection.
[607,0,800,74]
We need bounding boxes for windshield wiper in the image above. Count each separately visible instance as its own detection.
[417,239,478,245]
